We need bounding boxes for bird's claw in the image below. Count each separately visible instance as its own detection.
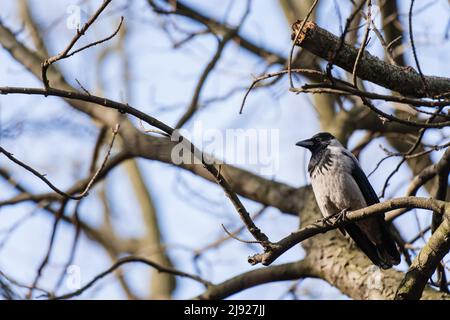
[322,208,349,226]
[321,215,334,226]
[334,208,349,223]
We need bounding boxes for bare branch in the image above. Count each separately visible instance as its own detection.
[53,256,212,300]
[0,86,270,248]
[291,20,450,98]
[0,124,119,201]
[41,0,115,89]
[196,260,314,300]
[395,219,450,299]
[249,197,449,266]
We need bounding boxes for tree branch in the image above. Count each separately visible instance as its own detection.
[291,20,450,98]
[249,196,449,266]
[395,219,450,299]
[53,256,212,300]
[195,260,315,300]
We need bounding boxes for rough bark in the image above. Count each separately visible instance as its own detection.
[291,21,450,97]
[395,219,450,299]
[299,189,449,300]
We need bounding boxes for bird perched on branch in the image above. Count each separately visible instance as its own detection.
[296,132,400,269]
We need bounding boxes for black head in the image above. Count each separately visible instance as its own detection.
[295,132,335,152]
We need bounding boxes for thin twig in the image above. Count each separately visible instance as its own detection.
[326,0,367,79]
[175,0,252,128]
[65,17,124,59]
[352,0,371,86]
[53,200,83,294]
[248,196,449,266]
[41,0,116,89]
[0,124,119,200]
[287,0,319,88]
[0,86,270,252]
[221,224,264,245]
[408,0,429,96]
[240,68,324,114]
[27,200,68,298]
[52,256,213,299]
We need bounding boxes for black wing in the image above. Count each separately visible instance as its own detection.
[348,157,380,206]
[343,223,390,268]
[349,156,400,267]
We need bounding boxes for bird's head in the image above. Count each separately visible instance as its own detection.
[296,132,337,152]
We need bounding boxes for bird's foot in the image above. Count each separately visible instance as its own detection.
[334,208,349,224]
[322,208,349,226]
[321,215,334,226]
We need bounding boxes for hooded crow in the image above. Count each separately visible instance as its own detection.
[296,132,400,269]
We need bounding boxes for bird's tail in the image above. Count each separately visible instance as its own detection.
[375,227,401,269]
[344,222,401,269]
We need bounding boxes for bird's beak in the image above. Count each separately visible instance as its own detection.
[296,139,314,149]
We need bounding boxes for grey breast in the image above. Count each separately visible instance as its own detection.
[309,147,366,217]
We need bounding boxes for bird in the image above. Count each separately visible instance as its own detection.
[296,132,400,269]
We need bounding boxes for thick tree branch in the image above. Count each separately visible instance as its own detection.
[249,196,449,266]
[195,260,315,300]
[395,219,450,299]
[291,20,450,98]
[298,190,450,300]
[387,147,450,221]
[0,86,273,248]
[0,165,140,256]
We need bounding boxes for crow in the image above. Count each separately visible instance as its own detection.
[296,132,400,269]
